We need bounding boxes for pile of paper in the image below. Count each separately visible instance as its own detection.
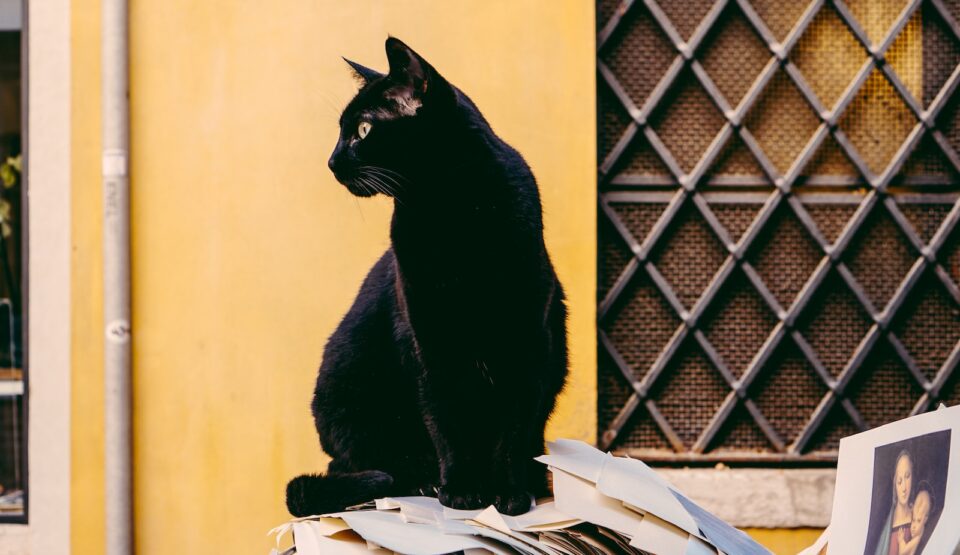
[269,440,772,555]
[536,440,769,555]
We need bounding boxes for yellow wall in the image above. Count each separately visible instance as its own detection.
[73,1,596,553]
[747,528,824,555]
[71,0,104,552]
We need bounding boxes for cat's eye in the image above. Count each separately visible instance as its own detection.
[358,121,372,139]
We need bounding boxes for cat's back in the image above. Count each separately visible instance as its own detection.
[454,88,545,232]
[327,248,398,350]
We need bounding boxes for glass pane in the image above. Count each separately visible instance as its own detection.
[0,15,23,517]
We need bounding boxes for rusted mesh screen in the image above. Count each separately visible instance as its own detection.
[847,342,926,428]
[659,1,716,41]
[891,270,960,381]
[793,6,869,110]
[650,69,727,173]
[709,404,772,453]
[597,0,960,462]
[750,340,829,448]
[701,269,778,378]
[601,7,674,109]
[701,7,771,108]
[605,271,680,381]
[649,202,727,308]
[797,269,873,378]
[845,206,919,309]
[840,69,918,175]
[748,203,823,308]
[648,341,730,447]
[710,135,768,177]
[751,0,807,42]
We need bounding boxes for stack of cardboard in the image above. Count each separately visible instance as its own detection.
[538,440,768,555]
[269,440,771,555]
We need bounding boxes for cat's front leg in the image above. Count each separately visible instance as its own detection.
[488,389,542,515]
[436,371,541,516]
[433,442,499,510]
[414,363,505,511]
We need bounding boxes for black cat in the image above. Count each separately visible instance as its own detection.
[285,37,568,517]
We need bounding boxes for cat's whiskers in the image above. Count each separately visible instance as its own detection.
[367,172,405,195]
[367,174,400,197]
[358,168,406,206]
[354,176,377,197]
[361,171,408,204]
[352,196,365,221]
[360,175,401,206]
[316,89,347,119]
[357,174,383,195]
[362,165,410,189]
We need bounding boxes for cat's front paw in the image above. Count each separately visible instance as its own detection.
[494,489,533,516]
[437,485,493,511]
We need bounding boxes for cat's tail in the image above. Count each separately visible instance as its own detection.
[285,470,395,517]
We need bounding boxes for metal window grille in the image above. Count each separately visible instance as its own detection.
[597,0,960,462]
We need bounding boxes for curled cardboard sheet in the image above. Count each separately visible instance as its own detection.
[596,455,699,537]
[550,467,643,537]
[543,440,771,555]
[339,510,490,555]
[379,496,578,531]
[628,513,689,554]
[535,439,609,483]
[291,521,390,555]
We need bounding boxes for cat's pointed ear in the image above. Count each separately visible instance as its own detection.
[343,57,384,85]
[383,37,450,110]
[385,37,430,92]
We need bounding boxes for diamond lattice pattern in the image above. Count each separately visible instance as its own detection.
[597,0,960,462]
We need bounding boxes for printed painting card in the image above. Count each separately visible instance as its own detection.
[828,404,960,555]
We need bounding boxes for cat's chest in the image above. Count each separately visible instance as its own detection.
[393,212,510,264]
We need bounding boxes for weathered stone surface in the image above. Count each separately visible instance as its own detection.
[659,468,835,528]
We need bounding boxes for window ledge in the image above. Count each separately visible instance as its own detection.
[658,468,835,528]
[0,523,29,553]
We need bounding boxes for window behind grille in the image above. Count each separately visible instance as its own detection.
[0,3,24,519]
[597,0,960,463]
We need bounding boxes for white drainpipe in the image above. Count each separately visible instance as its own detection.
[102,0,131,553]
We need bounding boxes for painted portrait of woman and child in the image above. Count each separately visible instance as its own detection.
[862,430,951,555]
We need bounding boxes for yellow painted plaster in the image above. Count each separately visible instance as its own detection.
[71,0,105,552]
[70,1,596,553]
[747,527,824,555]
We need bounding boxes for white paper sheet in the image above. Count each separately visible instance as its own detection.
[596,454,700,537]
[671,489,770,555]
[686,535,719,555]
[292,521,389,555]
[461,537,520,555]
[458,522,548,555]
[506,501,581,532]
[550,467,643,537]
[536,439,610,483]
[628,512,690,554]
[339,510,490,555]
[380,496,578,532]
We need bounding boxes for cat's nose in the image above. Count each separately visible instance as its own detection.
[327,156,337,172]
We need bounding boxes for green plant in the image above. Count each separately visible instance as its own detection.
[0,154,21,238]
